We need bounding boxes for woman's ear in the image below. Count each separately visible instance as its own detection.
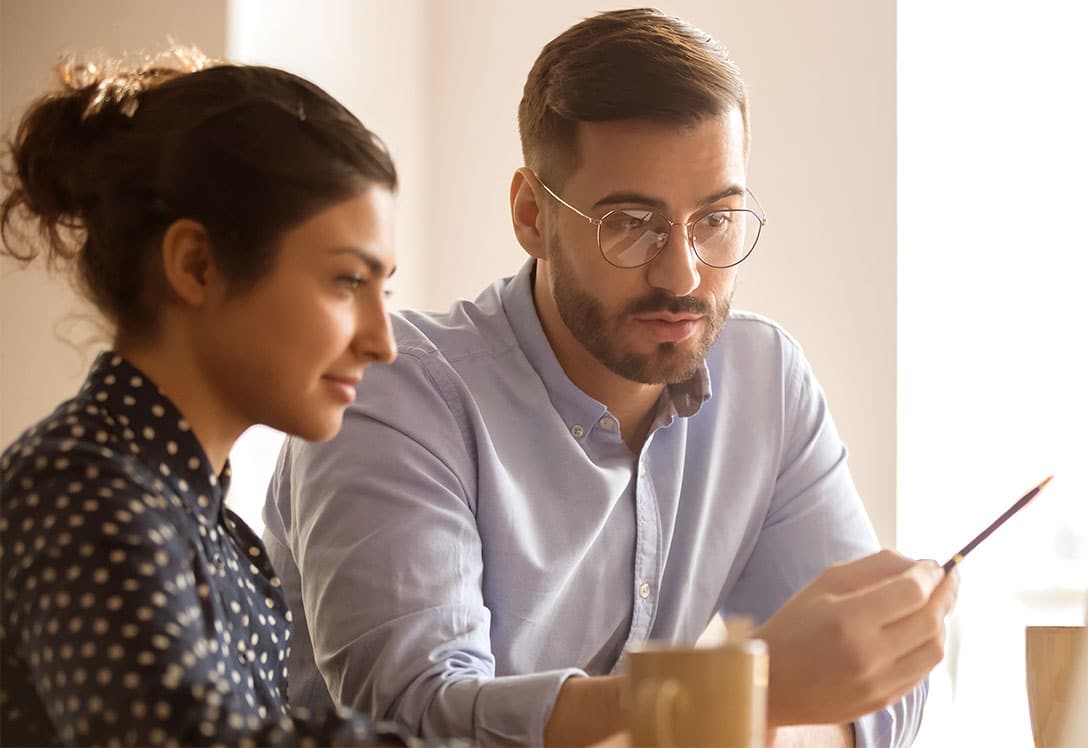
[160,219,219,307]
[510,168,547,260]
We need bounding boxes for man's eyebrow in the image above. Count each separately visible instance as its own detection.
[591,185,746,212]
[695,185,746,208]
[592,192,668,211]
[328,247,396,278]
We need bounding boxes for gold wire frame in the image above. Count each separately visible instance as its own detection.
[531,171,767,269]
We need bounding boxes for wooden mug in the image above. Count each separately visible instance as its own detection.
[626,639,767,748]
[1025,625,1086,748]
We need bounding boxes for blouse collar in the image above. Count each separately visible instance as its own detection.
[79,352,230,524]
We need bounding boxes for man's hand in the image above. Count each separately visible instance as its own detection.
[545,675,626,746]
[589,730,631,748]
[754,549,959,727]
[766,724,854,748]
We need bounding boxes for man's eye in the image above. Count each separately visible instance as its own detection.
[338,275,365,290]
[703,211,733,229]
[605,210,654,232]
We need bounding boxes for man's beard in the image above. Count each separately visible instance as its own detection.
[546,233,730,385]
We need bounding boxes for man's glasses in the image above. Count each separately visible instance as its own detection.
[533,172,767,269]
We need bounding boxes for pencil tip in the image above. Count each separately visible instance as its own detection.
[1039,475,1054,490]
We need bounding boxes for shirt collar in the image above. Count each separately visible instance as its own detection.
[669,361,713,417]
[80,352,229,524]
[500,260,713,433]
[501,261,608,433]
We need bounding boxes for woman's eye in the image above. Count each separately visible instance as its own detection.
[337,275,393,301]
[338,275,365,291]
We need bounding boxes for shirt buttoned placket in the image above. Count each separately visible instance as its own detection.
[627,390,682,646]
[629,442,661,642]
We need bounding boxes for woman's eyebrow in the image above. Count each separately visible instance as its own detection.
[328,247,396,278]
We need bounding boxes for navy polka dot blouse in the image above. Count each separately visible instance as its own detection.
[0,353,414,746]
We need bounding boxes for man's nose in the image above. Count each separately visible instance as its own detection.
[646,222,701,296]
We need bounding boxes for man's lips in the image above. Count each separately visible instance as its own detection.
[631,315,704,343]
[633,313,703,323]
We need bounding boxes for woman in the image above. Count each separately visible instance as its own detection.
[0,48,413,746]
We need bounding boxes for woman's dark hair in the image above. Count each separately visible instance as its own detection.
[1,52,398,340]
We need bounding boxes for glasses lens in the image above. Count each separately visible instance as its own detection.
[598,209,672,267]
[691,210,762,268]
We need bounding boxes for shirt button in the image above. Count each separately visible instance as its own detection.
[599,417,615,431]
[639,582,651,599]
[570,424,585,439]
[638,462,647,477]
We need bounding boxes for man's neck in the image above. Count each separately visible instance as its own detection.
[530,274,664,455]
[574,359,663,454]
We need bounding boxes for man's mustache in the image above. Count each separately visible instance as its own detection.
[627,292,713,317]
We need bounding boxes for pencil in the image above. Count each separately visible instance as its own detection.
[941,475,1054,573]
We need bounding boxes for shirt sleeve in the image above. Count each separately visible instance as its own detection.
[720,342,926,748]
[1,444,406,747]
[274,351,582,746]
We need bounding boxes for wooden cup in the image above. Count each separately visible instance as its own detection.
[626,639,767,748]
[1025,625,1086,748]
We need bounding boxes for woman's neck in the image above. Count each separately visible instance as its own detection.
[116,337,247,473]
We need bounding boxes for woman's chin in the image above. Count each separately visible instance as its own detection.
[277,411,345,443]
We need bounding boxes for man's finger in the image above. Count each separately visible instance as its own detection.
[845,560,944,625]
[821,549,920,595]
[879,567,957,650]
[888,634,947,688]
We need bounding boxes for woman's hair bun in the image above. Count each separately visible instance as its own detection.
[2,46,220,266]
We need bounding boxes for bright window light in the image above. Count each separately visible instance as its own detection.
[898,2,1088,745]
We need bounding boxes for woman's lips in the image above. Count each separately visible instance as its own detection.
[322,375,360,403]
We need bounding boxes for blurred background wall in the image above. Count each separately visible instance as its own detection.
[1,0,229,469]
[2,3,1085,746]
[1,0,898,543]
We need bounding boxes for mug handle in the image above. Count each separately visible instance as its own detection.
[635,679,682,746]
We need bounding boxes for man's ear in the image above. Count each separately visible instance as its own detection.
[160,219,219,307]
[510,168,548,260]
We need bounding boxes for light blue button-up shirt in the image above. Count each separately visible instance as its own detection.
[263,260,924,747]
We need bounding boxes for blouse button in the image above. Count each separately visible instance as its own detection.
[639,582,651,599]
[213,553,225,570]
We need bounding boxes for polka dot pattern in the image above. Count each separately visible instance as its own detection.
[1,353,414,746]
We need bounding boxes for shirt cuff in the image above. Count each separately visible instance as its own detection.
[852,678,928,748]
[852,711,887,748]
[444,668,585,746]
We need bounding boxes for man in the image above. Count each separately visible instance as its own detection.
[263,8,957,747]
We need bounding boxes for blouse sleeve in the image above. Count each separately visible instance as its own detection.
[1,444,408,747]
